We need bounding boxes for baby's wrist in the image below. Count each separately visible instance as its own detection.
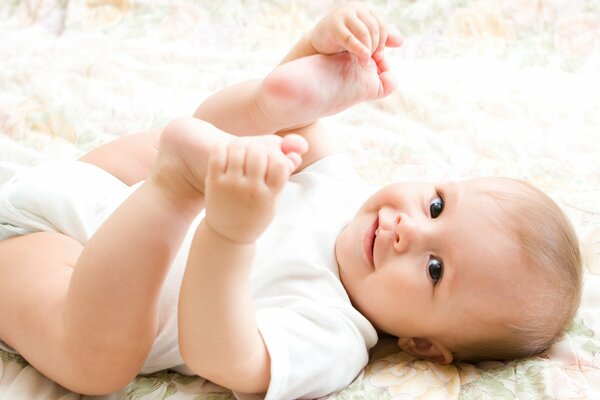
[202,218,258,247]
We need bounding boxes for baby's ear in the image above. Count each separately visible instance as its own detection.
[397,337,453,364]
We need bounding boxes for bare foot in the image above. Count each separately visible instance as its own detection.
[257,52,397,129]
[150,118,307,213]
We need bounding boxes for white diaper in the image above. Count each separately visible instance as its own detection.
[0,160,134,244]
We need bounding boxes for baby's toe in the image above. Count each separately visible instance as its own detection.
[281,134,308,157]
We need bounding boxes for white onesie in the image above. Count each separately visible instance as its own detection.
[0,154,378,400]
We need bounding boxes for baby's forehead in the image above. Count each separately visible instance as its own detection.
[455,180,526,244]
[437,178,554,324]
[455,176,528,194]
[449,177,530,217]
[441,179,531,291]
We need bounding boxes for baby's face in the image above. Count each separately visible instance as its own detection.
[335,178,526,351]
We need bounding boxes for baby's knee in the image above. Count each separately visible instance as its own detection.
[54,346,143,395]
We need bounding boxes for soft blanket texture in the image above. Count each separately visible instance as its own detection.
[1,0,599,399]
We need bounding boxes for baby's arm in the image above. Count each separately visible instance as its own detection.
[178,136,304,393]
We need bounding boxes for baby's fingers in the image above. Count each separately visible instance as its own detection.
[224,140,246,176]
[244,142,269,180]
[337,23,371,63]
[371,11,388,56]
[372,15,403,61]
[385,31,404,48]
[373,31,404,68]
[265,151,293,191]
[207,142,227,179]
[356,8,380,58]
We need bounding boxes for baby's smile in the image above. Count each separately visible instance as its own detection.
[364,217,378,269]
[371,210,402,270]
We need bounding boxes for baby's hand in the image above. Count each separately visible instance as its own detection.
[204,135,306,244]
[309,2,403,67]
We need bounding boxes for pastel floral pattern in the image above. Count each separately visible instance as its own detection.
[0,0,598,399]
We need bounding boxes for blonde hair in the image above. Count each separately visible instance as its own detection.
[452,178,582,362]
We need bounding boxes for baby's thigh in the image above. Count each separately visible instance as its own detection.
[79,129,162,186]
[0,232,148,394]
[0,232,82,379]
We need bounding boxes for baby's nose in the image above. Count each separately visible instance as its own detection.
[392,213,418,253]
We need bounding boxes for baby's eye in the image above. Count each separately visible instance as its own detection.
[429,195,444,219]
[428,257,443,286]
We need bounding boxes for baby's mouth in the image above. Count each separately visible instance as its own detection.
[365,217,378,269]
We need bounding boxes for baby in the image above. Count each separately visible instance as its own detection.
[0,3,582,400]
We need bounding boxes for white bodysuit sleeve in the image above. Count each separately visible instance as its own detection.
[235,304,376,400]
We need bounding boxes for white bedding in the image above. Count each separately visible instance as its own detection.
[1,0,599,399]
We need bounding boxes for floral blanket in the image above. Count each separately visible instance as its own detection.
[1,0,599,399]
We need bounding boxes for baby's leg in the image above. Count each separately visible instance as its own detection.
[0,122,216,394]
[61,120,228,387]
[194,52,396,135]
[0,232,125,394]
[259,52,396,127]
[78,129,161,185]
